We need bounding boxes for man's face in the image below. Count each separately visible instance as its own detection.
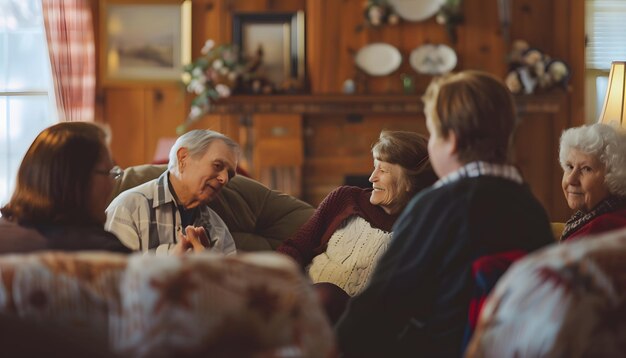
[179,140,238,207]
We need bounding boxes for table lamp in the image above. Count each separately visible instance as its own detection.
[598,61,626,129]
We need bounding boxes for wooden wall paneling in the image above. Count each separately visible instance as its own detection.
[105,88,147,168]
[337,0,369,94]
[562,0,586,127]
[510,0,554,53]
[306,0,343,93]
[304,0,321,93]
[512,113,554,216]
[143,86,188,164]
[191,0,236,54]
[457,0,505,76]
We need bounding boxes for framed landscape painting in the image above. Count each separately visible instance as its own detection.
[99,0,191,85]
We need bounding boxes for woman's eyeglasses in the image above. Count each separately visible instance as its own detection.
[94,165,124,180]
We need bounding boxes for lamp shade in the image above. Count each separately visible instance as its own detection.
[598,61,626,128]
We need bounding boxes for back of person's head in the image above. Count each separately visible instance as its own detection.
[559,123,626,197]
[168,129,240,175]
[1,122,109,225]
[371,130,437,197]
[422,70,517,164]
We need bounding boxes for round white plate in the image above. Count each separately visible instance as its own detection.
[355,43,402,76]
[388,0,445,22]
[409,44,457,75]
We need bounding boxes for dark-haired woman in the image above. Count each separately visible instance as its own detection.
[0,122,130,253]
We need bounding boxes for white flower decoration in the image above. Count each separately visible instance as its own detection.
[215,84,231,98]
[189,106,203,119]
[200,39,215,55]
[212,59,224,70]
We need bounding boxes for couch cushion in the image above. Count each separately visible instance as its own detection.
[109,164,315,251]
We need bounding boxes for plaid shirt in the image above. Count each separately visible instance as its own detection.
[105,171,236,256]
[433,161,523,189]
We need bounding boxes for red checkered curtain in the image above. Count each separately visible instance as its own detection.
[42,0,96,122]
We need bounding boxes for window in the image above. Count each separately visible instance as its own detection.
[0,0,57,207]
[585,0,626,122]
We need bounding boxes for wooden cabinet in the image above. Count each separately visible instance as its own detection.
[250,114,304,197]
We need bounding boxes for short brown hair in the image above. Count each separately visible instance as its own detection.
[1,122,109,226]
[372,130,437,206]
[422,71,517,164]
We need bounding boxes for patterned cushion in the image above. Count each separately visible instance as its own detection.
[0,251,335,357]
[466,227,626,357]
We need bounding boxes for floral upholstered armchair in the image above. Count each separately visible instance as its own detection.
[0,251,336,357]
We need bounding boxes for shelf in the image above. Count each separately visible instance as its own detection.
[212,94,422,115]
[209,93,564,116]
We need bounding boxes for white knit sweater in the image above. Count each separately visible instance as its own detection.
[307,216,392,296]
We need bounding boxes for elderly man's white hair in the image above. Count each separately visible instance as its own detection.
[168,129,240,175]
[559,123,626,197]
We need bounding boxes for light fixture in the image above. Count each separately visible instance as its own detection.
[598,61,626,128]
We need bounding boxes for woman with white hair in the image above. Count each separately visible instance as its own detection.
[559,123,626,241]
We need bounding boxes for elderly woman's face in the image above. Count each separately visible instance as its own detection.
[368,158,407,215]
[562,148,610,212]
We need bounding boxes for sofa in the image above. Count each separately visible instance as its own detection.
[0,251,336,357]
[110,164,316,252]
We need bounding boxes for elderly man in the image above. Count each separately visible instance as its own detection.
[105,130,239,255]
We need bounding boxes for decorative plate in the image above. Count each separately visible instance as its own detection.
[409,44,457,75]
[388,0,445,22]
[355,43,402,76]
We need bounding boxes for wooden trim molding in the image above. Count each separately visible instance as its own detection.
[210,94,564,115]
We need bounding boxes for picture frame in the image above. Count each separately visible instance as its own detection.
[232,11,305,93]
[99,0,191,85]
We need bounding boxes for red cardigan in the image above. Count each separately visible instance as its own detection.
[564,208,626,241]
[276,186,398,267]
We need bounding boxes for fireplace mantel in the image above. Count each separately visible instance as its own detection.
[210,93,564,116]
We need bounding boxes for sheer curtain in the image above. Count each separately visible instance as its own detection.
[42,0,95,122]
[0,0,58,207]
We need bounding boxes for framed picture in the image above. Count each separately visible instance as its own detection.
[233,11,305,93]
[99,0,191,85]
